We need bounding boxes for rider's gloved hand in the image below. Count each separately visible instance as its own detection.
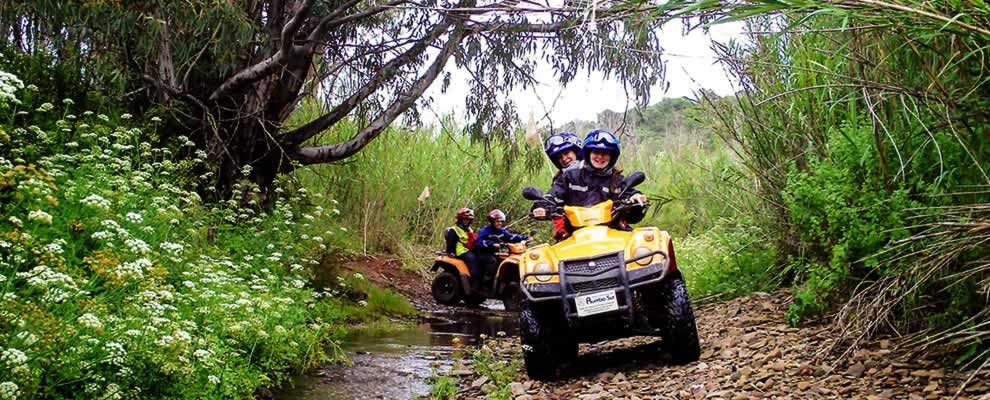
[627,193,648,205]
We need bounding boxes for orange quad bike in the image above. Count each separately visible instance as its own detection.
[430,239,527,311]
[516,171,700,380]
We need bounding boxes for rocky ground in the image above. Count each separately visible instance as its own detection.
[447,291,990,400]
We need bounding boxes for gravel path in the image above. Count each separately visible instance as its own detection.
[449,291,990,399]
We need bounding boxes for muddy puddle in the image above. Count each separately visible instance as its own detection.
[275,300,519,400]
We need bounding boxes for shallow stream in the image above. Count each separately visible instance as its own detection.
[276,301,519,399]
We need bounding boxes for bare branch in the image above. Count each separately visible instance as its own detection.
[141,74,208,112]
[305,0,408,48]
[209,0,315,101]
[280,0,315,55]
[291,13,470,164]
[283,17,455,146]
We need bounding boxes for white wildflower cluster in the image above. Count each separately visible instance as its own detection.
[43,242,63,255]
[16,265,79,303]
[0,348,27,367]
[27,210,52,225]
[124,238,150,255]
[0,381,19,400]
[193,348,216,366]
[80,194,112,210]
[115,258,152,280]
[124,212,143,224]
[103,342,127,365]
[155,329,191,347]
[208,375,220,385]
[91,231,114,241]
[159,241,184,257]
[0,70,24,106]
[14,332,37,347]
[101,383,122,400]
[77,313,103,329]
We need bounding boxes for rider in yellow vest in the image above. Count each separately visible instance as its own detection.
[444,208,480,282]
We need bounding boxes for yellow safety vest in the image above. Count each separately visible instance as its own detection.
[450,225,474,256]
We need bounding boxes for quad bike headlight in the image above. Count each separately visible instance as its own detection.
[633,246,654,266]
[533,262,553,282]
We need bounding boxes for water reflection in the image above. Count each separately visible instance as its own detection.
[276,300,519,400]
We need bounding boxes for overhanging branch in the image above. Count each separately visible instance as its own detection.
[305,0,408,48]
[291,13,471,164]
[283,16,455,147]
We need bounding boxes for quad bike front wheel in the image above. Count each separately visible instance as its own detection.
[645,271,700,363]
[519,301,576,380]
[431,271,463,306]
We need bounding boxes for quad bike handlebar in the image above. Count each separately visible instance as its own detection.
[523,171,648,221]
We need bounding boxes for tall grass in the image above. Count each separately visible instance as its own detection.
[289,102,552,265]
[289,99,776,299]
[625,101,779,300]
[697,2,990,368]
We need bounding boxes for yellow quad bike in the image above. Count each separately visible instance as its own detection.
[517,171,700,380]
[430,241,526,310]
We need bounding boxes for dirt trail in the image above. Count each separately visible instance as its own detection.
[450,291,990,400]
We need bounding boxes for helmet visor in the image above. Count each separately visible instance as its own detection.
[545,134,581,149]
[585,130,620,146]
[545,135,566,147]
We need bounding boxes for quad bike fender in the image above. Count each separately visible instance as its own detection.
[432,256,474,296]
[432,255,470,274]
[495,255,520,281]
[626,228,677,273]
[494,257,520,294]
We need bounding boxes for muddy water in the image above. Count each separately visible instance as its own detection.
[276,300,518,400]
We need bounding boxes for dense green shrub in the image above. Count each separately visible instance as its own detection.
[0,71,409,399]
[782,120,916,322]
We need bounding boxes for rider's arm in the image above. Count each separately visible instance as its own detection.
[615,183,647,223]
[546,170,570,203]
[475,227,496,250]
[505,228,528,242]
[444,228,458,255]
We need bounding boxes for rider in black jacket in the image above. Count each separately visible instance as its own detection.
[533,129,647,226]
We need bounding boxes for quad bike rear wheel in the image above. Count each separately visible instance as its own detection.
[645,271,700,363]
[519,301,576,380]
[431,271,463,306]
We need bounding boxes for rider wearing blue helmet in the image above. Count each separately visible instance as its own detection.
[544,132,583,178]
[542,132,584,239]
[533,129,647,224]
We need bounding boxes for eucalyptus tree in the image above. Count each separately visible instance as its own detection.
[0,1,673,196]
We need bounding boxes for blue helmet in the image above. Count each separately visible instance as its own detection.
[583,129,621,171]
[544,132,583,169]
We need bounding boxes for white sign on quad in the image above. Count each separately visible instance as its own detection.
[575,290,619,317]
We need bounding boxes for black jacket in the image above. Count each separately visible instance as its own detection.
[545,162,646,223]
